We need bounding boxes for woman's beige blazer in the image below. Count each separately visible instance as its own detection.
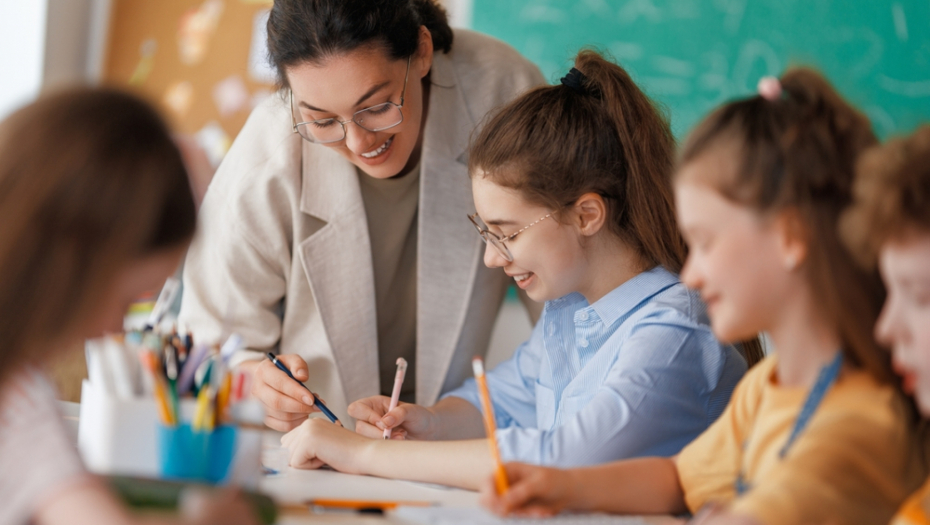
[179,30,545,422]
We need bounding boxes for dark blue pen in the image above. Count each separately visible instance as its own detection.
[265,352,339,423]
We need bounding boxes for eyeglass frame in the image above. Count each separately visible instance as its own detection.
[467,212,553,262]
[289,56,411,144]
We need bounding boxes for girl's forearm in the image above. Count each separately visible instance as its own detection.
[567,457,688,515]
[356,438,493,490]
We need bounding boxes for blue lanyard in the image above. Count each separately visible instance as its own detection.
[735,351,844,496]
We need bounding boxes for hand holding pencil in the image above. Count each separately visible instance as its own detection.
[243,353,328,431]
[346,394,438,440]
[472,357,508,495]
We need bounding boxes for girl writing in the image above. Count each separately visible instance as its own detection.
[279,50,755,489]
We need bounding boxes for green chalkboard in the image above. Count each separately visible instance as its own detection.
[472,0,930,139]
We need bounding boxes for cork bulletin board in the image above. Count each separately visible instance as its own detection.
[103,0,277,166]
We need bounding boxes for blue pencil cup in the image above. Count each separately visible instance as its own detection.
[157,424,237,484]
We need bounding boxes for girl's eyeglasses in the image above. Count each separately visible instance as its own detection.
[467,212,552,262]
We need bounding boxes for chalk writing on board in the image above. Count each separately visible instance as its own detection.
[475,0,930,138]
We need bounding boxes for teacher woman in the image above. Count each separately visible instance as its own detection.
[179,0,544,430]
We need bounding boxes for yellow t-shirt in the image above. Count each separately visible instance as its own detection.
[893,481,930,525]
[676,355,925,525]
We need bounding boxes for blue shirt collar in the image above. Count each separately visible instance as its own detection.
[584,266,680,326]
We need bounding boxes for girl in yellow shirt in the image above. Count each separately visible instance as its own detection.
[842,126,930,525]
[478,70,926,525]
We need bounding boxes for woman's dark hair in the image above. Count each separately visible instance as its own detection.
[469,49,764,366]
[267,0,453,88]
[0,87,196,382]
[678,68,894,386]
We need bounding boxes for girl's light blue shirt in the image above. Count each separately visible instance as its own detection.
[444,266,747,467]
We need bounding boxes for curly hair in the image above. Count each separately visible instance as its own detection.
[841,126,930,268]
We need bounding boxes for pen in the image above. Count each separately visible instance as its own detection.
[383,358,407,439]
[265,352,339,424]
[473,357,508,495]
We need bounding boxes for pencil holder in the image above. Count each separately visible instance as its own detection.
[157,423,237,484]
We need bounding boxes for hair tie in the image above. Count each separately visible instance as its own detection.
[757,76,782,101]
[561,67,587,94]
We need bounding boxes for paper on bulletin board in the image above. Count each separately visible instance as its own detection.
[128,39,157,85]
[248,9,277,84]
[163,81,194,118]
[196,121,231,168]
[212,75,249,117]
[178,0,225,65]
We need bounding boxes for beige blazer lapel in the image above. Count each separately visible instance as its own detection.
[416,52,485,405]
[297,144,381,404]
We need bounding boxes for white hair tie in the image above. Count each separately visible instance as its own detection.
[757,76,782,101]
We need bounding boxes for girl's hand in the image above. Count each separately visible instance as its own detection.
[348,396,437,440]
[242,355,321,432]
[480,462,578,518]
[280,418,368,473]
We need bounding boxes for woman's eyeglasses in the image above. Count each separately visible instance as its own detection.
[290,56,411,144]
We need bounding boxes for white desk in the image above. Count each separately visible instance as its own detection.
[63,401,677,525]
[262,467,479,524]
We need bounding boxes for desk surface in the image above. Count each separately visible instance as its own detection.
[262,467,680,525]
[263,467,479,524]
[64,401,677,525]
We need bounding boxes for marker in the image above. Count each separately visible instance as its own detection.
[265,353,339,424]
[144,277,180,331]
[383,358,408,439]
[473,357,508,495]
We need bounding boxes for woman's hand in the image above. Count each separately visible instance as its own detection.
[348,395,438,440]
[480,462,580,518]
[241,355,322,432]
[280,418,370,473]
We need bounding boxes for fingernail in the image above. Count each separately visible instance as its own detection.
[296,370,307,379]
[302,395,313,405]
[382,416,396,426]
[375,421,386,430]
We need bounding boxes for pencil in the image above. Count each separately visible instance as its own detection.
[308,499,433,510]
[472,357,508,494]
[141,351,175,426]
[383,358,408,439]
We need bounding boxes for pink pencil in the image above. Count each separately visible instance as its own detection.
[383,358,408,439]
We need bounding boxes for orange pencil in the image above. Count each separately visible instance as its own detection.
[307,499,433,510]
[473,357,508,494]
[140,351,175,425]
[215,371,232,423]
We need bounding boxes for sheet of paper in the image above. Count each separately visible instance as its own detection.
[393,507,647,525]
[394,507,651,525]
